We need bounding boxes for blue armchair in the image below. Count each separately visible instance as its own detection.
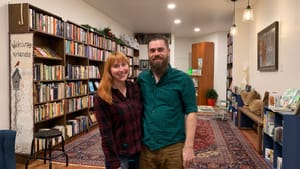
[0,130,16,169]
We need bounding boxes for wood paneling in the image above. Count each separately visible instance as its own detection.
[192,42,214,105]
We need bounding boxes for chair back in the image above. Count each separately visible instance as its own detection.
[0,130,17,169]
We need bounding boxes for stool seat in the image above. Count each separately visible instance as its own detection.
[25,129,68,169]
[35,129,62,139]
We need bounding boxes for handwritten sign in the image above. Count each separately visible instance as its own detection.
[10,33,34,154]
[10,33,33,58]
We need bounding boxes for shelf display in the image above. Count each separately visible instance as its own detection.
[8,3,139,155]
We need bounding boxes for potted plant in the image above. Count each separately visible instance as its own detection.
[205,88,218,106]
[103,27,112,37]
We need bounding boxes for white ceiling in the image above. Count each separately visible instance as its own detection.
[83,0,255,38]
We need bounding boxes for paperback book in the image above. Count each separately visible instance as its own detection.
[88,81,95,92]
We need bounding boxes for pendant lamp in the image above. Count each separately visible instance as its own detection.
[230,0,238,36]
[243,0,254,21]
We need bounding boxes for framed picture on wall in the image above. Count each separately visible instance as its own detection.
[140,60,149,70]
[257,21,279,71]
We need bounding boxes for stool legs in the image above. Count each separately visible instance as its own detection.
[25,135,68,169]
[25,139,35,169]
[48,139,52,169]
[61,135,68,166]
[44,139,48,164]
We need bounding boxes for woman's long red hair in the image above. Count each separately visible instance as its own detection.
[96,51,129,105]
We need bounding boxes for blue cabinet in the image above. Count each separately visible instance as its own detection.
[263,107,300,169]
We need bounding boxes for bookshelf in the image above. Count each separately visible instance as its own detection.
[228,92,239,126]
[263,107,300,169]
[226,33,233,109]
[64,21,90,137]
[8,3,139,156]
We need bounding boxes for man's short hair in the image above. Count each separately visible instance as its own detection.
[147,34,169,48]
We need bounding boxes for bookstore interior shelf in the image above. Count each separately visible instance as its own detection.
[226,33,233,118]
[9,3,140,157]
[263,107,300,169]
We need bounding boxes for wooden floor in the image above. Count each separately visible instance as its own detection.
[240,129,260,152]
[17,160,104,169]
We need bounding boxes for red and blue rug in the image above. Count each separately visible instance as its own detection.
[53,114,270,169]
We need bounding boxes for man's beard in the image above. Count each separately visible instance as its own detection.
[150,56,168,75]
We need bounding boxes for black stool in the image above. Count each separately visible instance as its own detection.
[25,129,68,169]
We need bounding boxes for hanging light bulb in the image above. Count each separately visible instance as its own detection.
[243,0,254,21]
[230,0,238,36]
[230,24,238,36]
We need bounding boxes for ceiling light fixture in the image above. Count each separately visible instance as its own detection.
[174,19,181,24]
[230,0,238,36]
[167,3,176,10]
[194,28,200,32]
[242,0,254,21]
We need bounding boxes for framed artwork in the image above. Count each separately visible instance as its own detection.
[140,60,149,70]
[257,21,279,71]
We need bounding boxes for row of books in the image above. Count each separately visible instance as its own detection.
[34,127,64,152]
[34,82,65,103]
[34,46,61,59]
[269,88,300,113]
[227,69,232,78]
[34,101,64,123]
[263,110,275,136]
[34,115,90,152]
[65,40,87,56]
[65,22,88,43]
[66,64,88,79]
[65,64,101,80]
[88,81,97,92]
[118,45,135,57]
[86,45,105,61]
[29,8,64,37]
[88,66,101,78]
[34,95,95,123]
[66,96,89,113]
[65,39,117,62]
[274,126,283,143]
[86,31,116,51]
[66,115,89,137]
[65,81,88,98]
[33,63,64,81]
[227,45,233,56]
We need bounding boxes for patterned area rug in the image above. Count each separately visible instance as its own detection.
[53,127,105,167]
[191,115,270,169]
[53,114,270,169]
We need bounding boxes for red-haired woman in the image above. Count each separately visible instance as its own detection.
[94,51,143,169]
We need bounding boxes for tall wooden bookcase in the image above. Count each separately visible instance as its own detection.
[8,3,140,156]
[226,33,233,91]
[191,42,214,105]
[226,33,235,122]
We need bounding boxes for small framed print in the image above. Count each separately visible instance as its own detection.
[140,60,149,70]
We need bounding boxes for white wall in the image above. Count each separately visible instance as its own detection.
[174,38,192,72]
[0,0,10,129]
[192,32,228,103]
[233,0,300,96]
[0,0,133,129]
